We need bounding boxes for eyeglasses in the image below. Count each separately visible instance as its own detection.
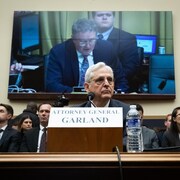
[75,38,97,47]
[91,77,114,85]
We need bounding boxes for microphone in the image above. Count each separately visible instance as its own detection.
[87,92,96,107]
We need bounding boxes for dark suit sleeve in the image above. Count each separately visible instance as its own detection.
[114,29,140,78]
[19,128,39,152]
[45,42,74,93]
[19,132,31,152]
[8,132,22,152]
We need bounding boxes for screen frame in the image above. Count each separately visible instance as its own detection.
[8,11,175,101]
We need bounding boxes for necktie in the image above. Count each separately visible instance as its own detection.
[79,55,89,86]
[0,129,3,140]
[39,128,47,152]
[98,34,104,40]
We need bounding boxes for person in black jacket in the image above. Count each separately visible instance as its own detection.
[9,114,34,152]
[46,18,129,93]
[19,103,52,152]
[0,103,18,152]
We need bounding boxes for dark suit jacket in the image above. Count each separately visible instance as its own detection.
[19,127,40,152]
[161,129,180,147]
[45,39,129,93]
[108,27,139,78]
[76,99,130,136]
[107,28,140,91]
[0,126,18,152]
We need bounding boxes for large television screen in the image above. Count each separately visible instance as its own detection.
[8,11,175,100]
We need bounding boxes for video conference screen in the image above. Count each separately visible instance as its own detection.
[8,11,175,98]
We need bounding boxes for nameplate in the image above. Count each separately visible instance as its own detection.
[48,107,123,128]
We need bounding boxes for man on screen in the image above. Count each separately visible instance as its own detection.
[92,11,140,92]
[45,18,129,93]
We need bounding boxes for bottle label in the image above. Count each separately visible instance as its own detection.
[127,118,140,127]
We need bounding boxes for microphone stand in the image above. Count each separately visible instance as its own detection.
[88,98,97,107]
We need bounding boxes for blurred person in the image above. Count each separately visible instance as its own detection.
[17,115,33,132]
[9,115,33,152]
[9,101,39,128]
[123,103,159,151]
[136,103,159,150]
[46,18,129,93]
[74,62,130,137]
[164,113,172,130]
[92,11,140,92]
[19,103,52,152]
[161,107,180,147]
[0,103,18,152]
[154,113,172,146]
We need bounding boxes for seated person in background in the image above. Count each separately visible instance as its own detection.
[9,115,33,152]
[161,107,180,147]
[46,18,129,93]
[74,62,130,135]
[136,103,159,150]
[19,103,52,152]
[92,11,140,92]
[123,103,159,151]
[0,103,18,152]
[9,101,39,128]
[154,113,172,146]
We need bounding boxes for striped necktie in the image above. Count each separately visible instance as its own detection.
[0,129,4,140]
[79,55,89,86]
[39,128,47,152]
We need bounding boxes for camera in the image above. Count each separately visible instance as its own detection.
[52,95,69,107]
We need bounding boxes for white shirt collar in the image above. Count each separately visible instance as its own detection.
[0,125,7,131]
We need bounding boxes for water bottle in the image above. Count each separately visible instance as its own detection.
[126,104,143,152]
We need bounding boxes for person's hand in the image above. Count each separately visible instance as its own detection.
[10,63,24,74]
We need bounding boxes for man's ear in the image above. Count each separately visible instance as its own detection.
[84,82,89,92]
[7,113,13,120]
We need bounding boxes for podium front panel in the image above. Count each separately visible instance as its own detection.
[47,127,123,152]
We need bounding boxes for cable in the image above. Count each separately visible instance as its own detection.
[8,85,37,93]
[113,145,123,180]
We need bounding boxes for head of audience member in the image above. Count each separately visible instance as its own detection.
[0,103,14,128]
[170,107,180,133]
[17,115,33,132]
[92,11,115,33]
[72,18,98,56]
[26,101,38,114]
[135,103,144,124]
[164,113,172,130]
[84,62,114,107]
[37,103,52,128]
